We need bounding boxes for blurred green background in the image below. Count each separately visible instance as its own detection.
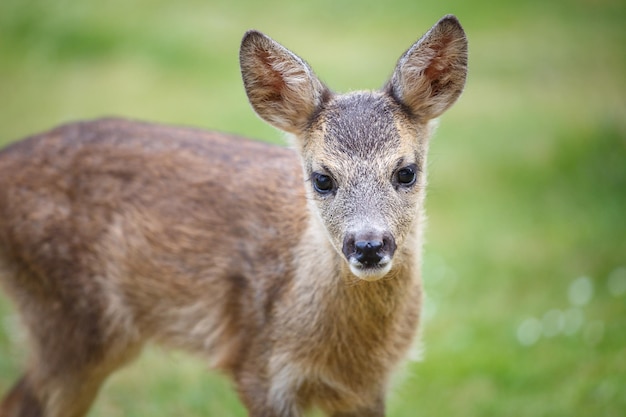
[0,0,624,416]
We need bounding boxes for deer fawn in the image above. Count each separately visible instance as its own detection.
[0,15,467,417]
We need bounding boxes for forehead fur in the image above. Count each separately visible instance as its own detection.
[320,92,404,158]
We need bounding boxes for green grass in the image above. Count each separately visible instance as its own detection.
[1,0,625,416]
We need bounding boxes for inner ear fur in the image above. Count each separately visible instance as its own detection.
[240,30,329,134]
[386,15,468,120]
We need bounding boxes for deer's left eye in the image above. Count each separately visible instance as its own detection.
[396,165,417,186]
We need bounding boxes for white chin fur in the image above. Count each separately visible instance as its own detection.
[349,261,393,282]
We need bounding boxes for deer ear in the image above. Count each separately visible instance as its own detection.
[386,15,468,120]
[240,30,330,135]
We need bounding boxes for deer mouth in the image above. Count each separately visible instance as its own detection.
[348,256,393,281]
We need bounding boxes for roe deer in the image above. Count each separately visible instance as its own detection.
[0,15,467,417]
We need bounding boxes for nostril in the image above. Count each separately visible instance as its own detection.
[342,235,356,260]
[382,233,396,257]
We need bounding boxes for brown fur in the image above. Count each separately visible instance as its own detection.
[0,15,467,417]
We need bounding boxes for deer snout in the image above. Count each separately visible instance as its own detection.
[342,231,396,281]
[354,240,384,266]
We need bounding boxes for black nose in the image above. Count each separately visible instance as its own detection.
[354,240,384,266]
[342,232,396,267]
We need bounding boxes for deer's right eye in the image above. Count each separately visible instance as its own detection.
[312,173,334,194]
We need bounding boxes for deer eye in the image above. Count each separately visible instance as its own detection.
[396,165,417,186]
[312,173,334,194]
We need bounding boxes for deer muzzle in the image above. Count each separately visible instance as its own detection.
[342,231,396,281]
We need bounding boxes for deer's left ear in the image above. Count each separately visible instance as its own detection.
[386,15,468,120]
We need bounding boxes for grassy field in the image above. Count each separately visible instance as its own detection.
[0,0,625,416]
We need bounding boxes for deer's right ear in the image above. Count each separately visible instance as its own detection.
[240,31,329,135]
